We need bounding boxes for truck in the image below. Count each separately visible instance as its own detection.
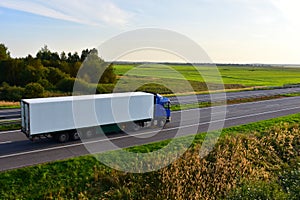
[21,92,171,143]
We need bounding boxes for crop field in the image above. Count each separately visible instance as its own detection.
[114,64,300,87]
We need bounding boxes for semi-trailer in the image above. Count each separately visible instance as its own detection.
[21,92,171,143]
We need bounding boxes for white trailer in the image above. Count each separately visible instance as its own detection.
[21,92,164,142]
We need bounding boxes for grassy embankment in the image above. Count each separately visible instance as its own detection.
[0,113,299,199]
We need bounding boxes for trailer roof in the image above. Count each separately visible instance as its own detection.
[22,92,153,104]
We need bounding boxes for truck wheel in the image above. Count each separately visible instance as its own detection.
[84,128,95,139]
[157,119,166,128]
[70,131,80,141]
[57,133,69,143]
[131,122,141,131]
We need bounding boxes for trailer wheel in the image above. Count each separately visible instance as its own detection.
[157,119,166,128]
[70,131,80,141]
[57,133,69,143]
[131,122,141,131]
[84,128,95,139]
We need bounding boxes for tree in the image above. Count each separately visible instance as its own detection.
[78,48,106,83]
[36,45,51,60]
[60,51,67,61]
[0,43,10,60]
[100,63,116,83]
[0,59,25,86]
[80,49,90,62]
[67,52,80,63]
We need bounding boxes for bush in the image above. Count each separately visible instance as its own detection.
[46,67,68,86]
[37,79,54,90]
[226,181,288,200]
[56,77,75,92]
[0,82,24,101]
[278,162,300,200]
[96,84,109,94]
[57,77,93,94]
[24,82,44,98]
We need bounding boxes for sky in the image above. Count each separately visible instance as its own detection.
[0,0,299,64]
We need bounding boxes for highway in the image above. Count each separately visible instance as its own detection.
[0,109,21,126]
[0,96,300,172]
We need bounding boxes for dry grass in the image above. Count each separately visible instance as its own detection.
[0,101,20,108]
[159,123,300,199]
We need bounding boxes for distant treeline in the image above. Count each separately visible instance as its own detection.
[0,44,116,101]
[113,61,275,67]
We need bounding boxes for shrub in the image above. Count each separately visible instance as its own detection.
[56,77,75,92]
[37,79,54,90]
[278,161,300,200]
[0,82,24,101]
[24,82,44,98]
[226,181,288,200]
[57,77,94,94]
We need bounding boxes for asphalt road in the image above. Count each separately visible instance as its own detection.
[0,109,20,120]
[1,96,300,172]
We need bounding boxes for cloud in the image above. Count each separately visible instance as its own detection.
[0,0,133,26]
[269,0,300,25]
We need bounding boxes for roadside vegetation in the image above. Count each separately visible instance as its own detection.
[0,113,299,199]
[0,101,20,109]
[0,124,20,131]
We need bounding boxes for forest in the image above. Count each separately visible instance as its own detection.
[0,43,116,101]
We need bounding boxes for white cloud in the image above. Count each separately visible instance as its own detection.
[0,0,133,27]
[269,0,300,26]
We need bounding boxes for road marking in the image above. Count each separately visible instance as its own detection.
[173,95,300,113]
[0,130,20,135]
[1,105,300,159]
[0,141,12,144]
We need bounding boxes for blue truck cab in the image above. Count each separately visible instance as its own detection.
[154,93,171,123]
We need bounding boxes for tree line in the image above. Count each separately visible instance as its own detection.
[0,44,116,101]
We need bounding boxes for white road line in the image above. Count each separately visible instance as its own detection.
[0,141,12,144]
[1,105,300,159]
[0,130,20,135]
[173,95,300,113]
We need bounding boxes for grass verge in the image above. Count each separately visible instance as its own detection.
[0,124,20,131]
[0,101,20,109]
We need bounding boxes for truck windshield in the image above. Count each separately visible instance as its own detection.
[163,102,170,109]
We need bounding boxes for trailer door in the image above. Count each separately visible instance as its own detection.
[21,101,30,135]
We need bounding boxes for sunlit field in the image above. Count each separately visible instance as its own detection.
[115,64,300,87]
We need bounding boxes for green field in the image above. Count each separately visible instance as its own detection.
[114,64,300,88]
[1,113,299,199]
